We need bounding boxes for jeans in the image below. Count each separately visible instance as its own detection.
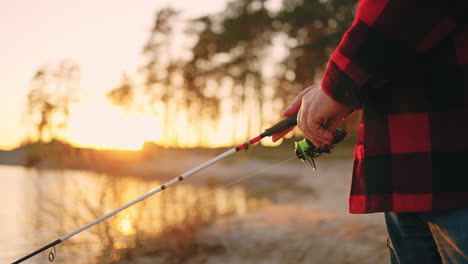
[385,208,468,264]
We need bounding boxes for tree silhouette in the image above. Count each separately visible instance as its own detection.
[107,0,358,146]
[25,59,82,142]
[107,73,135,108]
[183,0,276,142]
[274,0,356,108]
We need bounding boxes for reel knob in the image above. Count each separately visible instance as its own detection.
[331,128,347,145]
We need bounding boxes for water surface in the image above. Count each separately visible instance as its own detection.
[0,165,257,263]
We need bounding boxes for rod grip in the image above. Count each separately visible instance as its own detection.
[262,113,298,137]
[263,113,347,144]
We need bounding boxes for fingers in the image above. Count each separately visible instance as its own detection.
[299,122,333,147]
[323,117,341,137]
[297,107,334,147]
[295,86,351,147]
[272,87,316,142]
[271,87,316,142]
[282,86,316,117]
[271,127,294,142]
[274,84,341,145]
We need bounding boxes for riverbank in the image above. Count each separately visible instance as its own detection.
[116,153,389,264]
[2,137,390,263]
[0,147,24,165]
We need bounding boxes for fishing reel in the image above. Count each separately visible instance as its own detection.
[295,128,347,170]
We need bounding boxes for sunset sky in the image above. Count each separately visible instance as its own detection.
[1,0,275,150]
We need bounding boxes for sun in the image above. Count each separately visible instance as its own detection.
[65,96,162,150]
[118,213,134,236]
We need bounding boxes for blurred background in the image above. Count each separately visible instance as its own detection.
[0,0,387,263]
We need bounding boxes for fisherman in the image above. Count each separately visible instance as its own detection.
[273,1,468,263]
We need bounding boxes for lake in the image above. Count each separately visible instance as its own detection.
[0,165,260,264]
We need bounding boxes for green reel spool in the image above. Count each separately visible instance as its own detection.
[294,128,348,170]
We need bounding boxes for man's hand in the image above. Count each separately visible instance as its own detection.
[297,86,353,147]
[271,86,315,142]
[272,85,353,147]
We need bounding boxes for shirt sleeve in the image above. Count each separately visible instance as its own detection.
[320,0,458,109]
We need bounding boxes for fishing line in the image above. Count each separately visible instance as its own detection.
[215,154,299,191]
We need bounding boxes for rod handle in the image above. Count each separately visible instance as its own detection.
[263,113,347,144]
[262,113,298,137]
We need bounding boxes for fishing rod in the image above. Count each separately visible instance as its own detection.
[11,112,346,264]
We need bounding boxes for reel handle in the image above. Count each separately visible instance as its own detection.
[308,127,348,152]
[331,127,347,145]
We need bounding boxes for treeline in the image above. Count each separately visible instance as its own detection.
[106,0,359,146]
[24,0,359,148]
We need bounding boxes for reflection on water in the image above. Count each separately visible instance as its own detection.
[0,165,265,264]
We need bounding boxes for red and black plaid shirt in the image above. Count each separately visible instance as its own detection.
[321,0,468,213]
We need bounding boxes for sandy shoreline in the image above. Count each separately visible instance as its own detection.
[119,155,390,264]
